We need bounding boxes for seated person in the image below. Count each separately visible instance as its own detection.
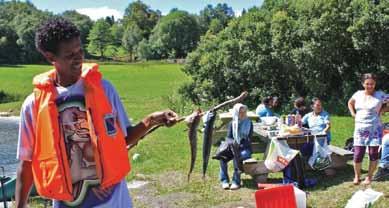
[272,96,282,115]
[302,98,331,144]
[220,103,253,190]
[255,96,274,118]
[374,101,389,181]
[290,97,309,117]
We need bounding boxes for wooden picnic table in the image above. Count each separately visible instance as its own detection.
[213,113,353,187]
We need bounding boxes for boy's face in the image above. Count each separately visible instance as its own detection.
[45,37,84,81]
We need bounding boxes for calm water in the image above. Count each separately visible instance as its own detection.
[0,117,19,177]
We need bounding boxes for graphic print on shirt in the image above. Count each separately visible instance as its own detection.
[57,95,114,206]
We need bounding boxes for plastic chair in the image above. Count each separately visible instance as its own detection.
[255,184,297,208]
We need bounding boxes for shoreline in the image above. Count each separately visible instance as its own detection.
[0,115,20,122]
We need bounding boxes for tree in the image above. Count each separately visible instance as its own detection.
[149,10,200,59]
[122,23,143,61]
[105,15,115,26]
[0,24,20,63]
[111,23,124,47]
[87,19,113,58]
[182,0,389,114]
[62,10,93,46]
[136,39,155,60]
[198,3,235,34]
[0,1,52,63]
[123,0,161,40]
[207,18,224,34]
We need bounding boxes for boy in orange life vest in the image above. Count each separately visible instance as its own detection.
[15,18,179,208]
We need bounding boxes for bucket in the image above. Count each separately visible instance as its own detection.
[293,186,306,208]
[255,184,297,208]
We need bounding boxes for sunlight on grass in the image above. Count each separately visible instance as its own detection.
[1,62,388,207]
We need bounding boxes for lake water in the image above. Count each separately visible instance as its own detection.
[0,117,19,178]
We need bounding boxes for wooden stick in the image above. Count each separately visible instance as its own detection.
[137,91,248,139]
[209,91,248,112]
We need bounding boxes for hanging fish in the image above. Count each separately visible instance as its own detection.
[202,110,217,179]
[185,109,202,181]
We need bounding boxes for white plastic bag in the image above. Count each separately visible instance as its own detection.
[264,138,299,172]
[345,189,383,208]
[308,135,332,170]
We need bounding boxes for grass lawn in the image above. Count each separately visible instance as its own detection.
[0,62,388,208]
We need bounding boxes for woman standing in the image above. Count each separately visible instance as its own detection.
[348,73,386,185]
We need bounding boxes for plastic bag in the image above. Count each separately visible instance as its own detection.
[345,189,383,208]
[308,135,332,170]
[264,138,299,172]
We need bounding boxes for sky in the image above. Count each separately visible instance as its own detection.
[21,0,264,20]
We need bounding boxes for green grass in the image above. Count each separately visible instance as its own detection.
[1,62,388,207]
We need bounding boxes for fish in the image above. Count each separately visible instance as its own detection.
[202,110,217,179]
[185,109,202,181]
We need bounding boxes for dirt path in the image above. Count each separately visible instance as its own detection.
[128,171,257,208]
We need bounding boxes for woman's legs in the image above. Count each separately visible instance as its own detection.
[353,146,366,184]
[363,146,380,185]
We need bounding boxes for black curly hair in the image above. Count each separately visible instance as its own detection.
[35,17,80,55]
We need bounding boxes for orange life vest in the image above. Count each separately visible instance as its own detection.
[31,63,131,201]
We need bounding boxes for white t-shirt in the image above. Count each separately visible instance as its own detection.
[351,90,386,146]
[17,79,133,208]
[352,90,386,125]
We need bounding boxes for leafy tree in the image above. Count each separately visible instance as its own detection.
[122,22,143,61]
[0,1,52,63]
[62,10,93,46]
[198,3,235,34]
[136,39,155,60]
[149,10,200,58]
[0,24,20,63]
[182,0,389,115]
[207,19,224,34]
[123,0,161,39]
[87,19,113,58]
[105,15,115,26]
[111,23,124,47]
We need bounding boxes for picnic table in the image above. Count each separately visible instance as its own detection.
[252,123,328,188]
[213,112,353,188]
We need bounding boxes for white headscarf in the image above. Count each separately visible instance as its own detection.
[232,103,251,144]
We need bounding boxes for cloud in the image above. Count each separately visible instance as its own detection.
[76,6,123,21]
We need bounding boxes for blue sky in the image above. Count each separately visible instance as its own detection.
[22,0,263,20]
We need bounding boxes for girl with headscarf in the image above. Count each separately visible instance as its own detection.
[219,103,253,190]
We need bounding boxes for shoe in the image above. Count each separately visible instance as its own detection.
[221,182,229,190]
[230,182,240,190]
[373,167,389,181]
